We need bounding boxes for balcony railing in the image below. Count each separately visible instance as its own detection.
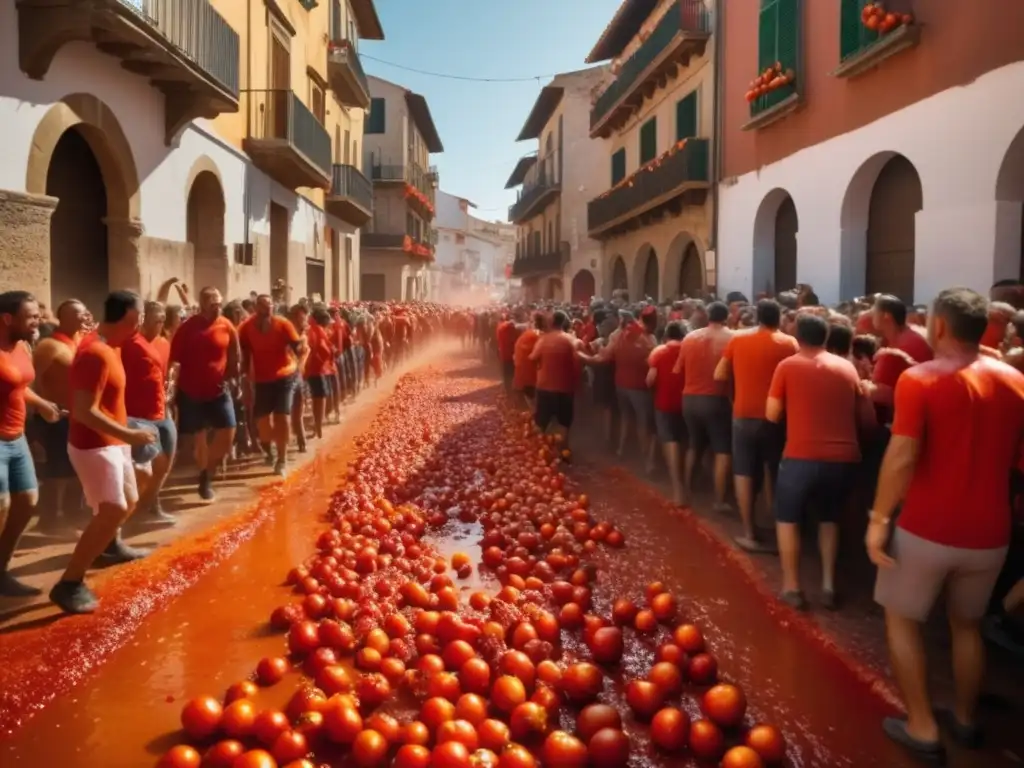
[363,229,436,251]
[327,37,370,108]
[243,89,332,189]
[512,241,569,278]
[590,0,711,137]
[508,150,560,224]
[327,164,373,226]
[588,138,709,236]
[18,0,240,143]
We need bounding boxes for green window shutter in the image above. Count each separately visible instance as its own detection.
[639,117,657,165]
[676,91,698,141]
[366,98,385,134]
[775,0,800,72]
[757,1,779,72]
[611,149,626,186]
[840,0,877,61]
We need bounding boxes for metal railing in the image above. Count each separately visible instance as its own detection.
[588,139,709,232]
[508,150,560,223]
[115,0,239,95]
[331,164,373,211]
[512,241,569,277]
[244,89,332,178]
[367,161,433,196]
[328,38,369,97]
[590,0,710,129]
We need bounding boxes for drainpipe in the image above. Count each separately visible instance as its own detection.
[243,0,253,260]
[709,0,724,263]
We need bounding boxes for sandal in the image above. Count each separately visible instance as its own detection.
[882,717,945,762]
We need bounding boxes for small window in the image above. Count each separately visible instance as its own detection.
[676,91,698,141]
[611,148,626,186]
[366,98,386,134]
[311,81,326,124]
[639,118,657,165]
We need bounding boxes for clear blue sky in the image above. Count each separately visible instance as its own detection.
[361,0,623,223]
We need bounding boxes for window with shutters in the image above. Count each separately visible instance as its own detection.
[611,149,626,186]
[676,91,698,141]
[366,98,385,134]
[836,0,919,75]
[639,118,657,165]
[751,0,800,119]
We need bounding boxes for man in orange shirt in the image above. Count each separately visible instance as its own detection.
[529,311,580,442]
[675,301,733,508]
[867,288,1024,759]
[52,291,158,614]
[304,308,336,440]
[512,313,544,410]
[766,314,875,611]
[864,294,933,414]
[647,322,687,504]
[495,314,520,396]
[171,287,239,501]
[240,295,303,476]
[0,291,61,597]
[714,299,798,551]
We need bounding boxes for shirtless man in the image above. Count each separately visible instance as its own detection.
[31,299,88,533]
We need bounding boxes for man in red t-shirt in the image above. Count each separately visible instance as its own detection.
[865,294,933,418]
[495,314,520,395]
[52,291,158,614]
[868,288,1024,760]
[647,322,686,504]
[529,311,581,441]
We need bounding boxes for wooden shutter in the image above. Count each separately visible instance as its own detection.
[757,1,778,73]
[775,0,800,73]
[676,91,698,141]
[840,0,876,61]
[311,82,325,124]
[639,118,657,165]
[366,98,385,134]
[611,148,626,186]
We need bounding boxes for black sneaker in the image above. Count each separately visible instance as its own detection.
[99,538,151,564]
[0,571,43,598]
[49,580,98,614]
[935,708,983,750]
[197,470,215,502]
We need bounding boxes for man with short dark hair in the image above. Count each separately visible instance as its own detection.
[825,323,854,357]
[865,294,934,420]
[867,287,1024,759]
[767,313,874,610]
[648,321,687,503]
[530,310,580,441]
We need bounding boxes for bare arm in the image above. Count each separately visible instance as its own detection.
[225,326,241,381]
[72,388,141,444]
[765,396,784,423]
[713,357,731,383]
[646,367,658,388]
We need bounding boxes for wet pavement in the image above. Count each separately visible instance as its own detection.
[0,351,1018,767]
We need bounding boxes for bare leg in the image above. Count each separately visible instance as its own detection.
[0,491,41,595]
[311,396,326,439]
[713,453,732,509]
[272,413,290,473]
[818,521,839,593]
[662,442,683,505]
[776,521,802,594]
[949,615,986,728]
[62,500,135,582]
[682,448,698,505]
[885,610,940,742]
[291,392,306,452]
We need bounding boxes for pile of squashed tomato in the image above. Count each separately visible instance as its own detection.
[157,370,787,768]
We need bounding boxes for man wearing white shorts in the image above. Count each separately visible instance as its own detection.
[49,291,157,615]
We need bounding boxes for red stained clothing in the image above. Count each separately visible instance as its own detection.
[721,328,799,420]
[121,332,167,421]
[613,330,655,391]
[513,329,541,390]
[171,315,236,400]
[496,321,518,363]
[69,333,128,449]
[239,316,301,384]
[675,327,732,397]
[304,323,336,377]
[769,350,863,463]
[893,356,1024,549]
[894,326,933,365]
[533,332,579,394]
[0,343,35,439]
[648,341,684,414]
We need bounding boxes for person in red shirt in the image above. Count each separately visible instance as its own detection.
[867,288,1024,759]
[513,313,544,409]
[529,311,580,441]
[767,314,875,611]
[647,322,687,504]
[53,291,158,614]
[495,315,520,396]
[305,308,336,439]
[121,301,177,524]
[714,299,798,551]
[865,295,934,416]
[0,291,61,597]
[674,301,733,508]
[239,295,303,475]
[170,287,239,501]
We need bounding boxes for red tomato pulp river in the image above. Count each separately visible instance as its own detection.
[0,353,1002,767]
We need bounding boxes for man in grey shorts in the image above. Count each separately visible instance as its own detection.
[866,288,1024,761]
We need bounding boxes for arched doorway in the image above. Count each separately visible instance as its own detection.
[47,128,108,312]
[679,243,703,297]
[865,156,922,302]
[995,125,1024,282]
[571,269,596,304]
[26,94,141,308]
[611,256,628,296]
[187,166,227,295]
[752,188,798,297]
[634,245,659,300]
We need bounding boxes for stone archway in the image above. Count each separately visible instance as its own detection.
[995,125,1024,282]
[664,232,705,299]
[186,157,228,296]
[571,269,596,304]
[610,255,628,297]
[633,244,659,301]
[841,152,922,303]
[23,93,141,308]
[751,188,798,297]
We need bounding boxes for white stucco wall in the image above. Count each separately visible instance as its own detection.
[718,61,1024,305]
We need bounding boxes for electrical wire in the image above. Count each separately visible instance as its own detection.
[360,54,557,83]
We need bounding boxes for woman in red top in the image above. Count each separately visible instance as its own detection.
[0,291,61,598]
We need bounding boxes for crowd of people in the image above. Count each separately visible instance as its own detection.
[486,282,1024,761]
[0,286,451,616]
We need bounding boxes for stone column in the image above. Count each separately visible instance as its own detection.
[103,216,145,295]
[0,190,59,306]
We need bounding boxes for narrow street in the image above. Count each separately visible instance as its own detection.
[0,351,1012,767]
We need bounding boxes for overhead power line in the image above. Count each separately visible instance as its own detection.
[360,54,557,83]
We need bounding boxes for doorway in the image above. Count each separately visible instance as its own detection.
[187,171,227,294]
[270,35,291,140]
[330,229,341,301]
[270,202,289,296]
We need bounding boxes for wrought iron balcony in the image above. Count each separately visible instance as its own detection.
[590,0,710,138]
[588,138,709,238]
[508,151,560,225]
[18,0,240,144]
[511,241,569,278]
[368,161,435,218]
[243,89,332,190]
[327,164,373,227]
[327,38,370,109]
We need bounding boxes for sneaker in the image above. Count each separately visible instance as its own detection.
[882,717,945,762]
[49,580,99,614]
[197,470,215,502]
[274,459,287,477]
[0,571,43,598]
[99,538,151,564]
[144,503,177,526]
[935,708,983,750]
[779,590,807,610]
